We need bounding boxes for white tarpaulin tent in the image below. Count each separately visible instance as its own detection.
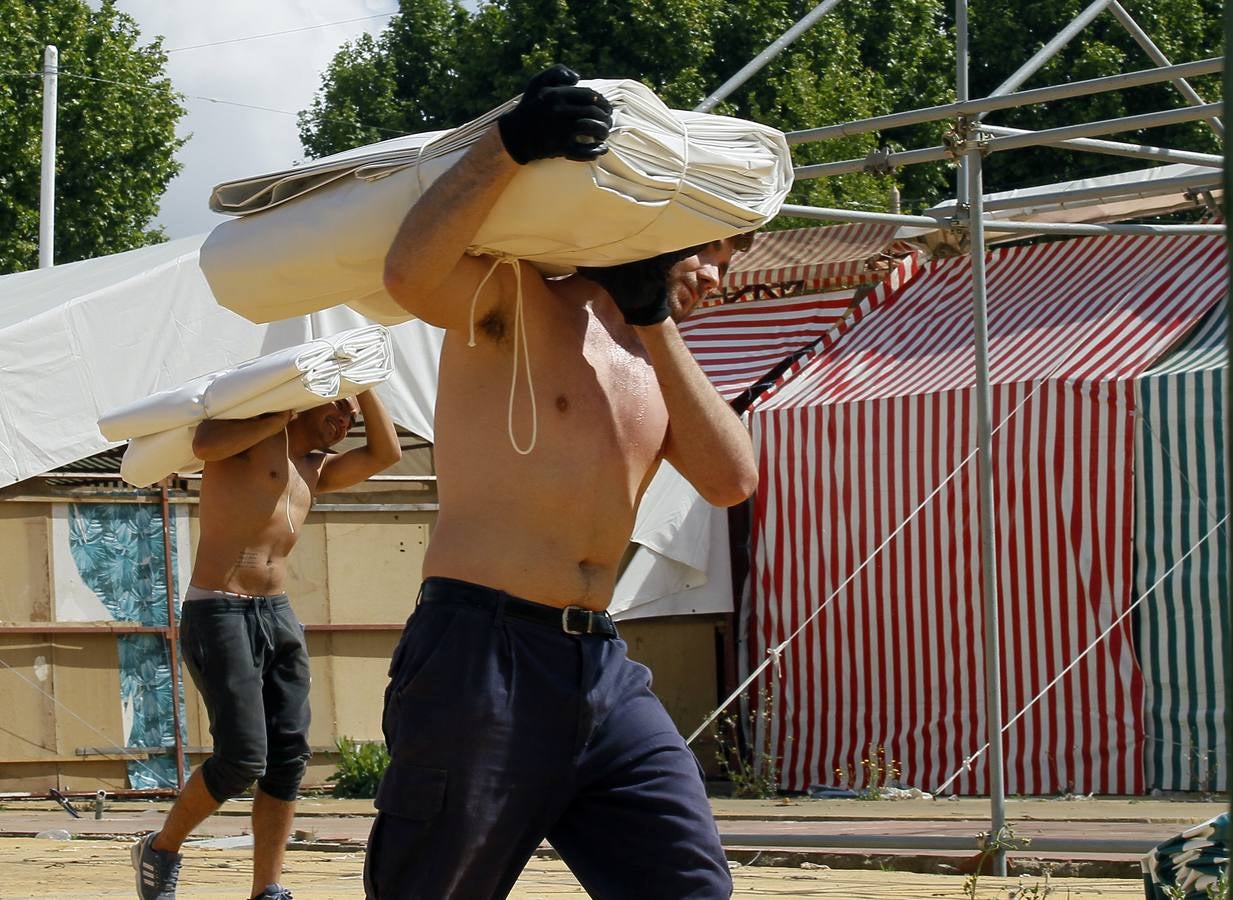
[0,234,442,488]
[0,236,732,621]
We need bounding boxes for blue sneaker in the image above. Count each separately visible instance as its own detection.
[250,886,293,900]
[131,832,182,899]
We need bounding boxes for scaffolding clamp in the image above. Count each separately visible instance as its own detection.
[945,116,992,159]
[862,146,895,175]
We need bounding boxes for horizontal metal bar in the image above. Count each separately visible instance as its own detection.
[0,494,196,505]
[0,623,169,635]
[795,145,952,179]
[302,623,404,632]
[778,204,950,228]
[796,104,1224,179]
[788,56,1223,144]
[313,503,438,512]
[33,472,436,483]
[984,103,1222,151]
[977,171,1220,213]
[980,125,1224,166]
[982,220,1224,235]
[719,832,1159,854]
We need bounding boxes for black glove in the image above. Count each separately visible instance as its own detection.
[498,64,613,165]
[578,245,703,326]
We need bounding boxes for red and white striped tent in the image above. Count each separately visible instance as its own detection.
[680,257,918,404]
[746,233,1226,795]
[708,222,916,306]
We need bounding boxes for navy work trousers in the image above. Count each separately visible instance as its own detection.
[363,577,732,899]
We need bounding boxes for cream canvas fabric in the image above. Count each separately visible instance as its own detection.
[200,79,793,325]
[100,325,393,487]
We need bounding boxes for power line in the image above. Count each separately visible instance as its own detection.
[52,70,408,137]
[164,11,399,54]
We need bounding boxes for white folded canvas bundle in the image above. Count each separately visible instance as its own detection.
[99,325,392,487]
[200,79,793,325]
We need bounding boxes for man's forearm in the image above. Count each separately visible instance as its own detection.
[357,390,401,466]
[193,411,291,461]
[383,128,520,300]
[636,321,758,507]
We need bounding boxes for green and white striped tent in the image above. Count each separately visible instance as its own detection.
[1134,302,1228,793]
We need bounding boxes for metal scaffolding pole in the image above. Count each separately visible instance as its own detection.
[975,170,1221,213]
[777,203,948,228]
[980,124,1224,167]
[980,219,1225,235]
[1223,0,1232,887]
[694,0,841,113]
[159,482,186,790]
[985,102,1222,150]
[956,0,970,204]
[801,102,1224,178]
[966,133,1008,879]
[986,0,1113,100]
[1108,0,1224,137]
[779,203,1223,235]
[787,57,1223,144]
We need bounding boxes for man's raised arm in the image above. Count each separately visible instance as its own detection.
[193,411,293,461]
[317,390,402,494]
[382,64,612,330]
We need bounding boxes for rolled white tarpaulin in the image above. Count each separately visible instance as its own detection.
[200,79,793,325]
[100,326,393,487]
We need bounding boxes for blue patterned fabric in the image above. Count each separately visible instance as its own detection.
[67,503,187,787]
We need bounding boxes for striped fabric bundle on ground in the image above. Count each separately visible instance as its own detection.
[1142,812,1229,899]
[200,79,792,325]
[745,233,1225,795]
[98,325,392,487]
[1134,303,1228,793]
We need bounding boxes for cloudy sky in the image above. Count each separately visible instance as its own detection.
[107,1,402,239]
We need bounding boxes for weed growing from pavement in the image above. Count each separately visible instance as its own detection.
[833,744,902,799]
[327,736,390,798]
[712,687,790,799]
[960,824,1033,899]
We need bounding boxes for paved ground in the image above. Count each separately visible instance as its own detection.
[1,794,1221,898]
[0,837,1151,898]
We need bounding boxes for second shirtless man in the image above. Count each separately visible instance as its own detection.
[133,390,401,900]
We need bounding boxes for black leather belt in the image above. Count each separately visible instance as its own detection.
[420,576,617,638]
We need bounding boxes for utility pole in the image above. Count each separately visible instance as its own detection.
[39,45,58,269]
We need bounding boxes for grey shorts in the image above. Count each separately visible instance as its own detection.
[180,587,312,802]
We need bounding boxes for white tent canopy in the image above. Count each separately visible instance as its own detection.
[0,237,729,621]
[0,234,441,487]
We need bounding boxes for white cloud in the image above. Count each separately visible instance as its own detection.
[108,0,399,239]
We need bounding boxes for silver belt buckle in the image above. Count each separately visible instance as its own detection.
[562,605,591,635]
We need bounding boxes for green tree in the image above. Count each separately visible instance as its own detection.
[0,0,185,274]
[299,0,1219,219]
[970,0,1222,193]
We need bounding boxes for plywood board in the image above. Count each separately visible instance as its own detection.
[322,511,429,624]
[324,631,399,743]
[283,516,330,625]
[0,504,51,622]
[0,638,58,761]
[49,634,124,759]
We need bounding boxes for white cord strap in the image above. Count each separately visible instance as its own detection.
[467,254,538,456]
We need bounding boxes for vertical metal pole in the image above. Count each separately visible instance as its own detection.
[1223,0,1232,883]
[159,481,186,790]
[38,45,58,270]
[967,143,1008,877]
[955,0,970,204]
